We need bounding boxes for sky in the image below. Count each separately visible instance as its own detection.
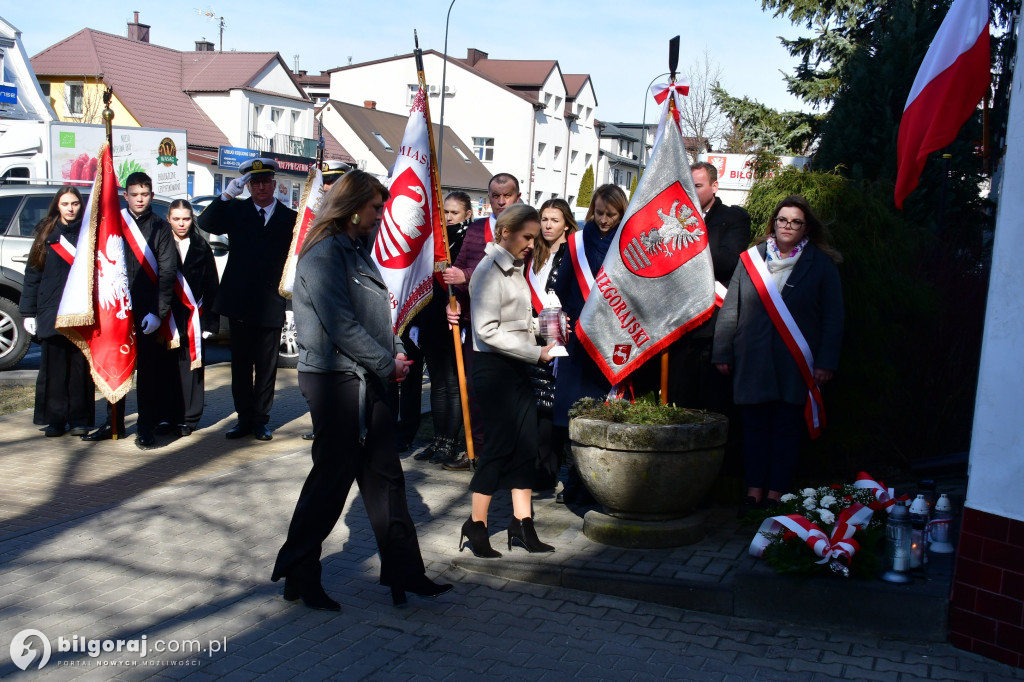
[5,0,815,124]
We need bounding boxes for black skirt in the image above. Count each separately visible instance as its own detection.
[468,351,539,495]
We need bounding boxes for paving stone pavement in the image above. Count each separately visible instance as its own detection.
[2,371,1024,680]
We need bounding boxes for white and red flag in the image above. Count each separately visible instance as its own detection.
[279,164,326,298]
[372,87,441,333]
[576,114,716,383]
[55,141,137,402]
[894,0,990,209]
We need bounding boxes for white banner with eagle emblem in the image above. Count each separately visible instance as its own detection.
[372,87,439,334]
[576,118,715,384]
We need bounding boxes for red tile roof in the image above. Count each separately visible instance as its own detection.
[464,59,558,89]
[30,29,317,154]
[563,74,590,99]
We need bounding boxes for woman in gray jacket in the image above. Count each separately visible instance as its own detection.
[455,204,557,557]
[271,170,451,610]
[712,195,843,515]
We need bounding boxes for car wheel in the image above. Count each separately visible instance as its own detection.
[278,310,298,368]
[0,297,30,371]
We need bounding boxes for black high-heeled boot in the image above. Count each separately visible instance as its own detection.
[458,517,502,558]
[429,436,454,464]
[282,577,341,611]
[390,574,454,607]
[507,517,555,553]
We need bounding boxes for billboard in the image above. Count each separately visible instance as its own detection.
[699,153,811,192]
[48,123,188,198]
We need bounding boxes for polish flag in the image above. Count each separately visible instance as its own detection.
[894,0,990,209]
[55,142,137,402]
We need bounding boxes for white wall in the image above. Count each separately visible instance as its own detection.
[251,60,305,98]
[565,80,599,205]
[529,67,569,206]
[965,32,1024,523]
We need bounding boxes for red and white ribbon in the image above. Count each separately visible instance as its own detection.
[174,271,203,370]
[740,246,825,438]
[749,503,874,565]
[650,80,691,150]
[51,235,77,266]
[853,471,907,513]
[122,209,179,348]
[483,214,496,245]
[566,231,595,301]
[714,280,728,308]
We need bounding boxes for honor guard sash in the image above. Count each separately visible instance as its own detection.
[739,246,826,438]
[121,209,179,349]
[566,231,595,301]
[51,235,77,266]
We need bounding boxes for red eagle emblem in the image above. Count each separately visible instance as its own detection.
[618,182,708,278]
[374,166,430,269]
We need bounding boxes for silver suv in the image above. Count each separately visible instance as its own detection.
[0,184,171,370]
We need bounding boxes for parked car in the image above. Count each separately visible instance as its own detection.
[190,195,298,368]
[0,184,172,370]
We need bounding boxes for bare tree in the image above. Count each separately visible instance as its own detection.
[676,50,730,162]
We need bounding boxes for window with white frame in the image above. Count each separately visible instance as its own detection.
[372,132,393,151]
[271,108,283,126]
[290,111,300,136]
[252,103,263,125]
[537,142,546,166]
[584,153,592,167]
[553,96,563,115]
[65,82,84,117]
[534,190,542,204]
[407,84,419,105]
[543,93,552,108]
[473,137,494,162]
[452,144,472,163]
[570,150,578,165]
[568,194,576,205]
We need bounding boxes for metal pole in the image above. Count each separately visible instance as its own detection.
[639,72,671,174]
[437,0,456,178]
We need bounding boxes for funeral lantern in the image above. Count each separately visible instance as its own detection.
[929,493,955,554]
[882,502,912,583]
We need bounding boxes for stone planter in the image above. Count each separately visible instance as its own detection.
[569,413,728,548]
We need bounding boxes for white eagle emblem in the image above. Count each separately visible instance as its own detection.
[97,235,132,319]
[640,200,704,254]
[385,185,427,243]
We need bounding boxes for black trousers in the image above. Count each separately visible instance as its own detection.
[422,324,463,439]
[741,401,806,493]
[229,320,279,427]
[161,345,205,429]
[39,335,94,429]
[272,372,425,588]
[105,330,169,432]
[397,329,424,445]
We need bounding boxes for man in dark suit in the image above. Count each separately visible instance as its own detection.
[667,161,751,411]
[82,172,176,449]
[198,158,296,441]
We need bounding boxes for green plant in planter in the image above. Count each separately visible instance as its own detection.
[568,394,707,426]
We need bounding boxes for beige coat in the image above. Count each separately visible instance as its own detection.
[469,242,542,364]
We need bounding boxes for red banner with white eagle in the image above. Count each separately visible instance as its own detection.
[55,141,137,402]
[576,116,715,383]
[372,87,440,334]
[279,164,325,298]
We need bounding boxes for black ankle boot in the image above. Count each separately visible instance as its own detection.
[390,574,453,607]
[507,517,555,553]
[429,436,454,464]
[414,436,441,461]
[282,577,340,611]
[458,517,502,558]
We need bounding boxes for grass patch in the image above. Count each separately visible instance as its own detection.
[0,385,35,415]
[568,395,709,426]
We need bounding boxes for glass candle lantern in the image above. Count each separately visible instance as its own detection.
[882,502,912,583]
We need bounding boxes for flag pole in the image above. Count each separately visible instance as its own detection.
[100,87,123,439]
[659,37,680,406]
[414,31,476,467]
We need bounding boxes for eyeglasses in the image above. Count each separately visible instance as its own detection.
[775,217,806,229]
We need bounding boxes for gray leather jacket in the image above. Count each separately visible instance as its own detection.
[294,232,403,436]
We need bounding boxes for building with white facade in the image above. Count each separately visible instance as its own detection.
[327,48,598,211]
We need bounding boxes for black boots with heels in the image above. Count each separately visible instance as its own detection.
[459,517,502,558]
[390,574,453,607]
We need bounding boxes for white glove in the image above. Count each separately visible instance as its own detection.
[141,313,161,335]
[23,317,36,335]
[201,331,213,340]
[222,173,251,200]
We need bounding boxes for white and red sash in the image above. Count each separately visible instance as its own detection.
[122,209,179,348]
[525,255,547,314]
[566,231,595,301]
[175,271,204,370]
[749,503,874,565]
[482,214,496,245]
[740,245,826,438]
[714,280,728,308]
[51,235,76,266]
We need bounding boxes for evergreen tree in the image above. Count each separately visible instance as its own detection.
[712,85,821,155]
[628,173,638,200]
[577,166,594,208]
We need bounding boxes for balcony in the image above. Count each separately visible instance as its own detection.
[247,132,317,158]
